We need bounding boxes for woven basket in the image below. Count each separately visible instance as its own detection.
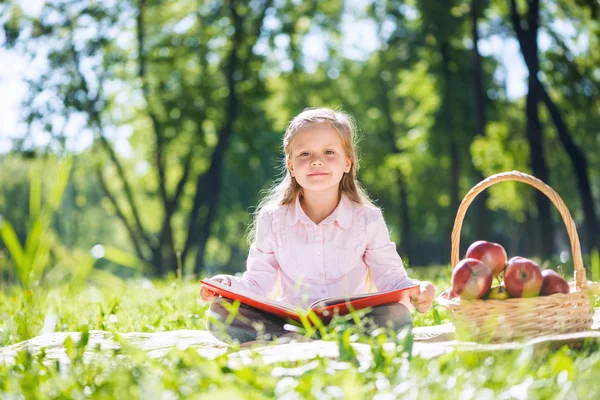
[437,170,595,342]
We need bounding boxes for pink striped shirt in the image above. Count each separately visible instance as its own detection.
[229,195,414,307]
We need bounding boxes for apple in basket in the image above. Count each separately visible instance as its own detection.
[504,257,543,298]
[540,269,570,296]
[465,240,508,277]
[451,258,493,300]
[487,284,510,300]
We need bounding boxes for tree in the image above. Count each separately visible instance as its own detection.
[507,0,554,255]
[4,0,274,276]
[469,0,493,240]
[509,0,599,254]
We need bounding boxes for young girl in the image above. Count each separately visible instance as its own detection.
[201,108,435,344]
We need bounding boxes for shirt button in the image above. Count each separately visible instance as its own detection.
[316,250,322,255]
[318,273,324,278]
[321,289,326,294]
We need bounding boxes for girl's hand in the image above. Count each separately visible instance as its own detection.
[200,274,232,302]
[409,281,435,313]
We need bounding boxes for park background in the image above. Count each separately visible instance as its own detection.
[2,0,599,281]
[1,0,598,281]
[1,0,600,398]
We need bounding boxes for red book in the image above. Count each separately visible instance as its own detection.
[200,279,420,323]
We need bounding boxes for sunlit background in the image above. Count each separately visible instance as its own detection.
[0,0,598,280]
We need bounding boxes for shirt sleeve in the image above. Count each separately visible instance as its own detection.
[363,207,415,292]
[229,210,280,297]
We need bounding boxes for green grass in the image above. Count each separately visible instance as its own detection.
[1,266,600,398]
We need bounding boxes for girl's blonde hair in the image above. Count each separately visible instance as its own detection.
[248,107,373,244]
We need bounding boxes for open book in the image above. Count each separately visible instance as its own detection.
[200,279,420,323]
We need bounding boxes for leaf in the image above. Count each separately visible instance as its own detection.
[29,231,54,286]
[64,335,77,361]
[432,307,442,325]
[591,247,600,283]
[337,327,359,365]
[72,255,98,288]
[88,269,126,293]
[78,325,90,350]
[101,246,147,271]
[0,218,25,277]
[28,169,42,223]
[47,157,72,212]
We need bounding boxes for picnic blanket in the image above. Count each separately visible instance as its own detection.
[1,308,599,368]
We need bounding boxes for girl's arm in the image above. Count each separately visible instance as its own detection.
[228,210,280,297]
[363,207,415,292]
[363,207,436,312]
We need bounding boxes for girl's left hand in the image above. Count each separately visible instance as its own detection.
[409,281,435,313]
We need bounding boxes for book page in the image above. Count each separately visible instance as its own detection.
[308,285,418,309]
[202,279,298,313]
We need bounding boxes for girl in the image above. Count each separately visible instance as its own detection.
[201,108,435,344]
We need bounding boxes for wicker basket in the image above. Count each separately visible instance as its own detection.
[437,170,595,342]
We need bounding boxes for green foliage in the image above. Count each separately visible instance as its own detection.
[0,268,599,398]
[0,158,72,288]
[1,0,598,272]
[0,278,208,347]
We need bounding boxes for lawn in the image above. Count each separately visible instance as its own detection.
[1,266,599,399]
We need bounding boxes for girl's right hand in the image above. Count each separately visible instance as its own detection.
[200,274,232,302]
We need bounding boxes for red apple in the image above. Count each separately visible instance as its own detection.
[465,240,508,276]
[504,257,543,297]
[508,256,526,264]
[451,258,493,300]
[540,269,570,296]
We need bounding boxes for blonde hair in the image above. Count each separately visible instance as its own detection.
[248,107,374,244]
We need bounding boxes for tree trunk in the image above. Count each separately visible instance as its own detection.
[193,0,242,275]
[470,0,492,240]
[193,134,230,274]
[138,0,178,275]
[509,0,555,256]
[182,0,272,274]
[537,82,600,253]
[440,40,461,257]
[526,73,554,255]
[398,177,412,263]
[379,77,413,264]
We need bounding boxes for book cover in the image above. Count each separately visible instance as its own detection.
[200,279,420,323]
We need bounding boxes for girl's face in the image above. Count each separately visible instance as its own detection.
[287,124,352,195]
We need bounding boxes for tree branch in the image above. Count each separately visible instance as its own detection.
[249,0,274,40]
[508,0,526,45]
[67,37,154,251]
[182,0,273,268]
[96,168,148,262]
[544,29,597,93]
[172,144,195,208]
[96,132,154,244]
[137,0,169,214]
[526,0,540,35]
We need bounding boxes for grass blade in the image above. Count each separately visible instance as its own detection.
[592,247,600,283]
[47,157,72,212]
[102,245,148,272]
[29,169,42,224]
[0,218,25,279]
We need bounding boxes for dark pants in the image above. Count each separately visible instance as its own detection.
[207,297,413,344]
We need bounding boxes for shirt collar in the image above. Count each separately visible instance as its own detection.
[285,195,353,229]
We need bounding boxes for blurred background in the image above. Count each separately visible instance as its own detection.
[0,0,598,283]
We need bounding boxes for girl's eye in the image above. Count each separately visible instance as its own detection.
[299,152,309,156]
[325,150,335,155]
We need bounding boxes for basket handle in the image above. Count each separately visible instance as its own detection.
[451,170,587,289]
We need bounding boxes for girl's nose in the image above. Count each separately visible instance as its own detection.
[310,157,324,167]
